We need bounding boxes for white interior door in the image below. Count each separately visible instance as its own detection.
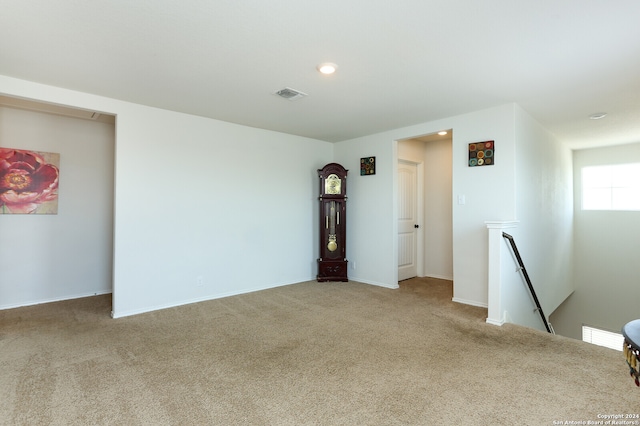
[398,160,419,281]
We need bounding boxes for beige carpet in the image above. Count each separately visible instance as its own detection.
[0,278,636,425]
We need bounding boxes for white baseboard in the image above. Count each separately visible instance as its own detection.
[111,278,313,319]
[0,290,112,311]
[452,297,488,309]
[421,274,454,281]
[350,277,399,289]
[486,318,505,326]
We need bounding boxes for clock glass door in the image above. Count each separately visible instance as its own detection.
[324,200,343,257]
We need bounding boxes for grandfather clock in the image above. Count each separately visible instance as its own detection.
[317,163,348,282]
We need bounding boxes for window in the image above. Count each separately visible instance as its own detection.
[582,163,640,210]
[582,325,624,351]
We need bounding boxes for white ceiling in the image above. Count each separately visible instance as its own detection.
[1,1,639,149]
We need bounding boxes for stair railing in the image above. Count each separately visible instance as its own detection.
[502,232,554,334]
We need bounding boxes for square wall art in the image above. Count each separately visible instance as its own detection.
[360,156,376,175]
[0,147,60,214]
[468,141,494,167]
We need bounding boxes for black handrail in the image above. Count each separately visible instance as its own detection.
[502,232,554,334]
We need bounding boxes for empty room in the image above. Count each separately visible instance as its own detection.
[1,1,640,424]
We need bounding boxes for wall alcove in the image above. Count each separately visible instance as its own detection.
[0,96,115,312]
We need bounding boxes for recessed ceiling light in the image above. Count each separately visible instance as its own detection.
[589,112,607,120]
[317,63,338,75]
[438,131,448,136]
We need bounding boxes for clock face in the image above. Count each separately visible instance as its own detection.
[325,174,341,195]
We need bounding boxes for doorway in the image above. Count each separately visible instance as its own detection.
[397,131,453,282]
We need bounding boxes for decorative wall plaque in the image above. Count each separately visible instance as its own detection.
[360,156,376,175]
[468,141,494,167]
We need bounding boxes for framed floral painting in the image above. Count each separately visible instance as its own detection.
[0,147,60,214]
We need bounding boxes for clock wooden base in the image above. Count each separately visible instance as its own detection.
[317,259,348,282]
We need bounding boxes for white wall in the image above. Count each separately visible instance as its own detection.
[0,106,114,308]
[397,138,425,163]
[336,104,573,325]
[449,106,517,306]
[332,134,398,288]
[423,138,453,280]
[0,75,333,317]
[550,142,640,339]
[335,104,518,305]
[502,106,574,330]
[113,107,332,316]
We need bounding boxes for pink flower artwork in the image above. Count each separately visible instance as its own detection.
[0,147,60,214]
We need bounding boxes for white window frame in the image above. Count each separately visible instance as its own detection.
[581,163,640,211]
[582,325,624,351]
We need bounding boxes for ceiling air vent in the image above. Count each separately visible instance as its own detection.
[274,87,308,101]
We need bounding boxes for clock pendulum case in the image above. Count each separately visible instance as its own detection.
[317,163,348,282]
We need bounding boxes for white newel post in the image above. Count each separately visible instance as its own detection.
[485,221,519,326]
